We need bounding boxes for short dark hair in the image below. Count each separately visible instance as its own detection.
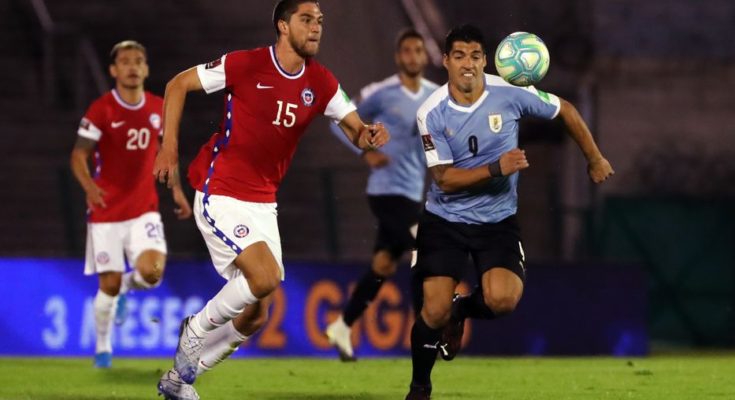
[272,0,319,36]
[444,24,486,54]
[395,28,424,50]
[110,40,146,64]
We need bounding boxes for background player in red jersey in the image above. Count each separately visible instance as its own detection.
[153,1,389,397]
[70,40,192,369]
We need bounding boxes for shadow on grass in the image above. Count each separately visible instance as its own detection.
[96,366,164,385]
[254,394,387,400]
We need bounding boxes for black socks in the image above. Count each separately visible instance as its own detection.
[343,269,386,326]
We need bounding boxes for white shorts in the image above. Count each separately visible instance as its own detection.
[194,191,284,281]
[84,211,167,275]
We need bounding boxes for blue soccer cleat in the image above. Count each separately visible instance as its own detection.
[94,352,112,368]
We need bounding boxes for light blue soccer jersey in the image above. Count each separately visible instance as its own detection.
[417,74,561,224]
[331,75,438,202]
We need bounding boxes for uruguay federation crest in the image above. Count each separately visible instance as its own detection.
[301,88,315,106]
[150,113,161,130]
[488,113,503,133]
[233,224,250,238]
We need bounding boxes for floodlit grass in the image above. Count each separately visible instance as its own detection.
[1,354,734,399]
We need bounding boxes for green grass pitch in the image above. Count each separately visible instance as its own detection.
[1,355,734,399]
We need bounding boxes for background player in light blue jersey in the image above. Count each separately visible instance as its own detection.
[325,29,438,361]
[404,25,614,400]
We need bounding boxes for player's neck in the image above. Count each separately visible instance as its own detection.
[274,41,306,74]
[398,72,422,93]
[114,85,144,105]
[449,80,485,106]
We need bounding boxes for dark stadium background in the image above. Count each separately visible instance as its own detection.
[1,0,733,352]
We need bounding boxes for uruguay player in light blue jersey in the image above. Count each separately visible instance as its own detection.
[325,29,438,361]
[404,25,614,400]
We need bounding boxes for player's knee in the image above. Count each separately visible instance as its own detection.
[247,274,280,299]
[372,260,397,278]
[484,293,519,316]
[139,268,162,286]
[100,284,121,297]
[422,301,452,328]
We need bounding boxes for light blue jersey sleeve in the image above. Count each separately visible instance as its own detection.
[417,85,453,168]
[516,85,561,120]
[484,75,561,120]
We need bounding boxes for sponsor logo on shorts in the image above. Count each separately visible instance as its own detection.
[301,88,315,106]
[233,224,250,238]
[96,252,110,265]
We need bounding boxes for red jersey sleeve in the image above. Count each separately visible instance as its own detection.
[77,98,108,141]
[196,51,251,94]
[317,65,355,123]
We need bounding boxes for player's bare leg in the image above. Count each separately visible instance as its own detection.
[94,271,122,368]
[327,250,398,361]
[441,267,524,361]
[117,250,166,325]
[406,276,455,399]
[172,241,280,384]
[196,293,272,375]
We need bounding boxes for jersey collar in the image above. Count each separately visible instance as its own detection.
[269,45,306,80]
[111,89,146,110]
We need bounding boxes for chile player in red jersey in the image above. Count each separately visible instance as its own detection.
[153,1,390,398]
[70,40,192,369]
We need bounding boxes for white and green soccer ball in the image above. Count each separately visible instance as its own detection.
[494,32,550,86]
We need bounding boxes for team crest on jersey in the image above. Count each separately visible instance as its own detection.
[233,224,250,238]
[301,88,315,106]
[149,113,161,130]
[96,252,110,265]
[421,135,435,151]
[488,113,503,133]
[205,58,222,69]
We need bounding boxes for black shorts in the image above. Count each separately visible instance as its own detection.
[413,211,526,282]
[368,195,422,259]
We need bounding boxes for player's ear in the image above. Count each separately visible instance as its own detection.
[442,54,449,70]
[109,63,117,79]
[278,19,289,36]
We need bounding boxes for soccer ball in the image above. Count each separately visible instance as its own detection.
[494,32,550,86]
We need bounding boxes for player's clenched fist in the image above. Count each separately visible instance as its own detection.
[587,157,614,183]
[358,122,390,150]
[154,147,179,188]
[499,148,530,176]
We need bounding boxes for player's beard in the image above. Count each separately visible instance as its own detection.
[399,63,423,78]
[290,36,320,58]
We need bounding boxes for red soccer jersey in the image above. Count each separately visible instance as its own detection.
[78,89,163,222]
[187,46,355,203]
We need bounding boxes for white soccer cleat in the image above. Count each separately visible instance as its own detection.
[157,368,200,400]
[325,316,356,362]
[173,316,205,384]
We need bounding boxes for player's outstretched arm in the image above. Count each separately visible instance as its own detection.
[154,67,204,188]
[558,98,614,183]
[70,136,107,210]
[337,111,390,151]
[429,149,530,193]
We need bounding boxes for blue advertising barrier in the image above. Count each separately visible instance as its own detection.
[0,258,647,357]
